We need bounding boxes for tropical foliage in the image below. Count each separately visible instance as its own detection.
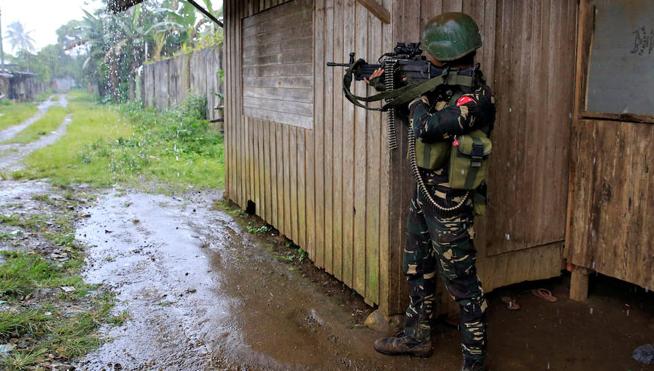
[58,0,224,102]
[5,21,35,53]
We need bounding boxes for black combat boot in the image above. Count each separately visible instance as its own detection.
[373,331,433,357]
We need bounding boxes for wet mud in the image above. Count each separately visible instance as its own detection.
[74,189,654,371]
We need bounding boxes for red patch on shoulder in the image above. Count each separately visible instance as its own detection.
[456,96,475,107]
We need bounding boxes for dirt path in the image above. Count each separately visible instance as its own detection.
[72,189,654,371]
[74,189,412,370]
[0,95,70,172]
[0,95,66,143]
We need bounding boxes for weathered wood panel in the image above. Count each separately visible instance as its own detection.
[568,120,654,291]
[142,47,223,120]
[566,0,654,293]
[242,0,314,128]
[226,0,391,308]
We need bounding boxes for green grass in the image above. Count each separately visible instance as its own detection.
[15,93,224,190]
[13,96,133,186]
[0,102,38,131]
[0,249,120,369]
[3,107,69,144]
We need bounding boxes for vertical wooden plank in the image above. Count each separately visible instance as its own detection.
[421,0,443,27]
[305,128,316,260]
[254,119,260,214]
[238,2,246,207]
[290,127,299,242]
[271,122,279,228]
[258,119,265,219]
[276,123,286,234]
[378,0,396,315]
[443,0,463,12]
[323,0,335,273]
[297,129,307,248]
[353,2,368,295]
[365,8,382,304]
[231,1,238,203]
[222,2,230,198]
[331,0,345,280]
[314,0,326,268]
[231,1,238,204]
[284,125,292,236]
[230,1,238,204]
[341,0,356,286]
[263,120,269,223]
[401,0,421,41]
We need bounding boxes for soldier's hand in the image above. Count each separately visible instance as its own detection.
[365,68,384,84]
[408,95,430,111]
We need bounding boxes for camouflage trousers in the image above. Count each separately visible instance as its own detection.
[403,187,487,364]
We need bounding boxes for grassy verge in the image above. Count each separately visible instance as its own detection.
[0,102,38,131]
[2,107,69,144]
[11,94,132,186]
[0,192,122,369]
[14,92,224,190]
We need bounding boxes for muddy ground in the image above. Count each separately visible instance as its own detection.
[1,98,653,370]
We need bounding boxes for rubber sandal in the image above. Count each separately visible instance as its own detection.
[501,296,521,310]
[531,288,558,303]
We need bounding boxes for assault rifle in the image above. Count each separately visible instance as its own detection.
[327,42,478,150]
[327,42,435,85]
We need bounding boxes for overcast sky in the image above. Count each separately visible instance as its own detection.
[0,0,103,53]
[0,0,223,54]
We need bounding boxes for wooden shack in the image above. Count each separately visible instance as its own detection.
[223,0,651,315]
[566,0,654,299]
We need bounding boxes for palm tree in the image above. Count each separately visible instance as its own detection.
[5,21,35,53]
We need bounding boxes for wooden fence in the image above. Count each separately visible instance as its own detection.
[141,47,224,121]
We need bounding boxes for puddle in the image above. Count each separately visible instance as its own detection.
[75,190,426,370]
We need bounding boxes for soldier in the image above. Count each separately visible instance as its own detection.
[369,13,495,371]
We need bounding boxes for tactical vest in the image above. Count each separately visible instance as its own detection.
[410,88,493,215]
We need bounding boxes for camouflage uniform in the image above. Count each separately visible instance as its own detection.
[403,84,494,365]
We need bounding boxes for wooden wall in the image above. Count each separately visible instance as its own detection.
[142,47,223,121]
[242,1,314,128]
[569,120,654,291]
[225,0,579,314]
[567,0,654,292]
[226,0,394,308]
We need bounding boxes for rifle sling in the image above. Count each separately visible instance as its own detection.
[342,66,475,112]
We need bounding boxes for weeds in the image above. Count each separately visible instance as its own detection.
[0,214,47,231]
[246,223,272,235]
[18,92,224,190]
[0,192,118,369]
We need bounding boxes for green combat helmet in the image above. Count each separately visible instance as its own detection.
[421,12,482,61]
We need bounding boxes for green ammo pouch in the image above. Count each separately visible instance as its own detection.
[448,130,492,190]
[415,139,450,170]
